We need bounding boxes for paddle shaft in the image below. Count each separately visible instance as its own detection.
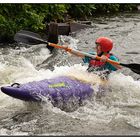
[49,42,121,67]
[17,33,120,66]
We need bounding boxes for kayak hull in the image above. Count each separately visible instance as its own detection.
[1,76,94,110]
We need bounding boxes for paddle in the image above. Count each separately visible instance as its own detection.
[14,30,43,45]
[14,30,140,75]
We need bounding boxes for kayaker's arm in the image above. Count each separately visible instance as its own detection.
[106,55,122,70]
[63,45,85,58]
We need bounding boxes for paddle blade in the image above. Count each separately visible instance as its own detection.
[14,30,45,45]
[120,63,140,74]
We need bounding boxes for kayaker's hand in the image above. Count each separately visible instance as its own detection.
[63,44,70,52]
[63,44,68,48]
[100,55,108,62]
[62,44,72,56]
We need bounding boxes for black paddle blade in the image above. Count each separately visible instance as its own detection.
[120,63,140,74]
[14,30,45,45]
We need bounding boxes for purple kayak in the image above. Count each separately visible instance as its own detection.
[1,76,94,111]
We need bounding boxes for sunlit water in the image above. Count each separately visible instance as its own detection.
[0,13,140,136]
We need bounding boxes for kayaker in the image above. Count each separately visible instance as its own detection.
[83,37,120,77]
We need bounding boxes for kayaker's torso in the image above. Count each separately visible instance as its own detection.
[83,51,119,72]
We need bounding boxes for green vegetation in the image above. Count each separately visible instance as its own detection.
[0,4,138,43]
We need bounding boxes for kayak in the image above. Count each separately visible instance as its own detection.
[1,76,94,111]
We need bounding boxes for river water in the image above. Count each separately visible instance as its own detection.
[0,12,140,136]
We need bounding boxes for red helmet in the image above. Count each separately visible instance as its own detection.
[95,37,113,52]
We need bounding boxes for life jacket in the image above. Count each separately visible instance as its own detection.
[89,53,111,67]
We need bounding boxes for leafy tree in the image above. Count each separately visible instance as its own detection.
[0,4,67,42]
[67,4,96,19]
[0,4,138,43]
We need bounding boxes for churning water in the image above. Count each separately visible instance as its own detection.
[0,13,140,136]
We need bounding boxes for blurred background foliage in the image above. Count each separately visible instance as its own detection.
[0,4,138,43]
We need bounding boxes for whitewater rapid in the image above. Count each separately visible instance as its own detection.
[1,13,140,135]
